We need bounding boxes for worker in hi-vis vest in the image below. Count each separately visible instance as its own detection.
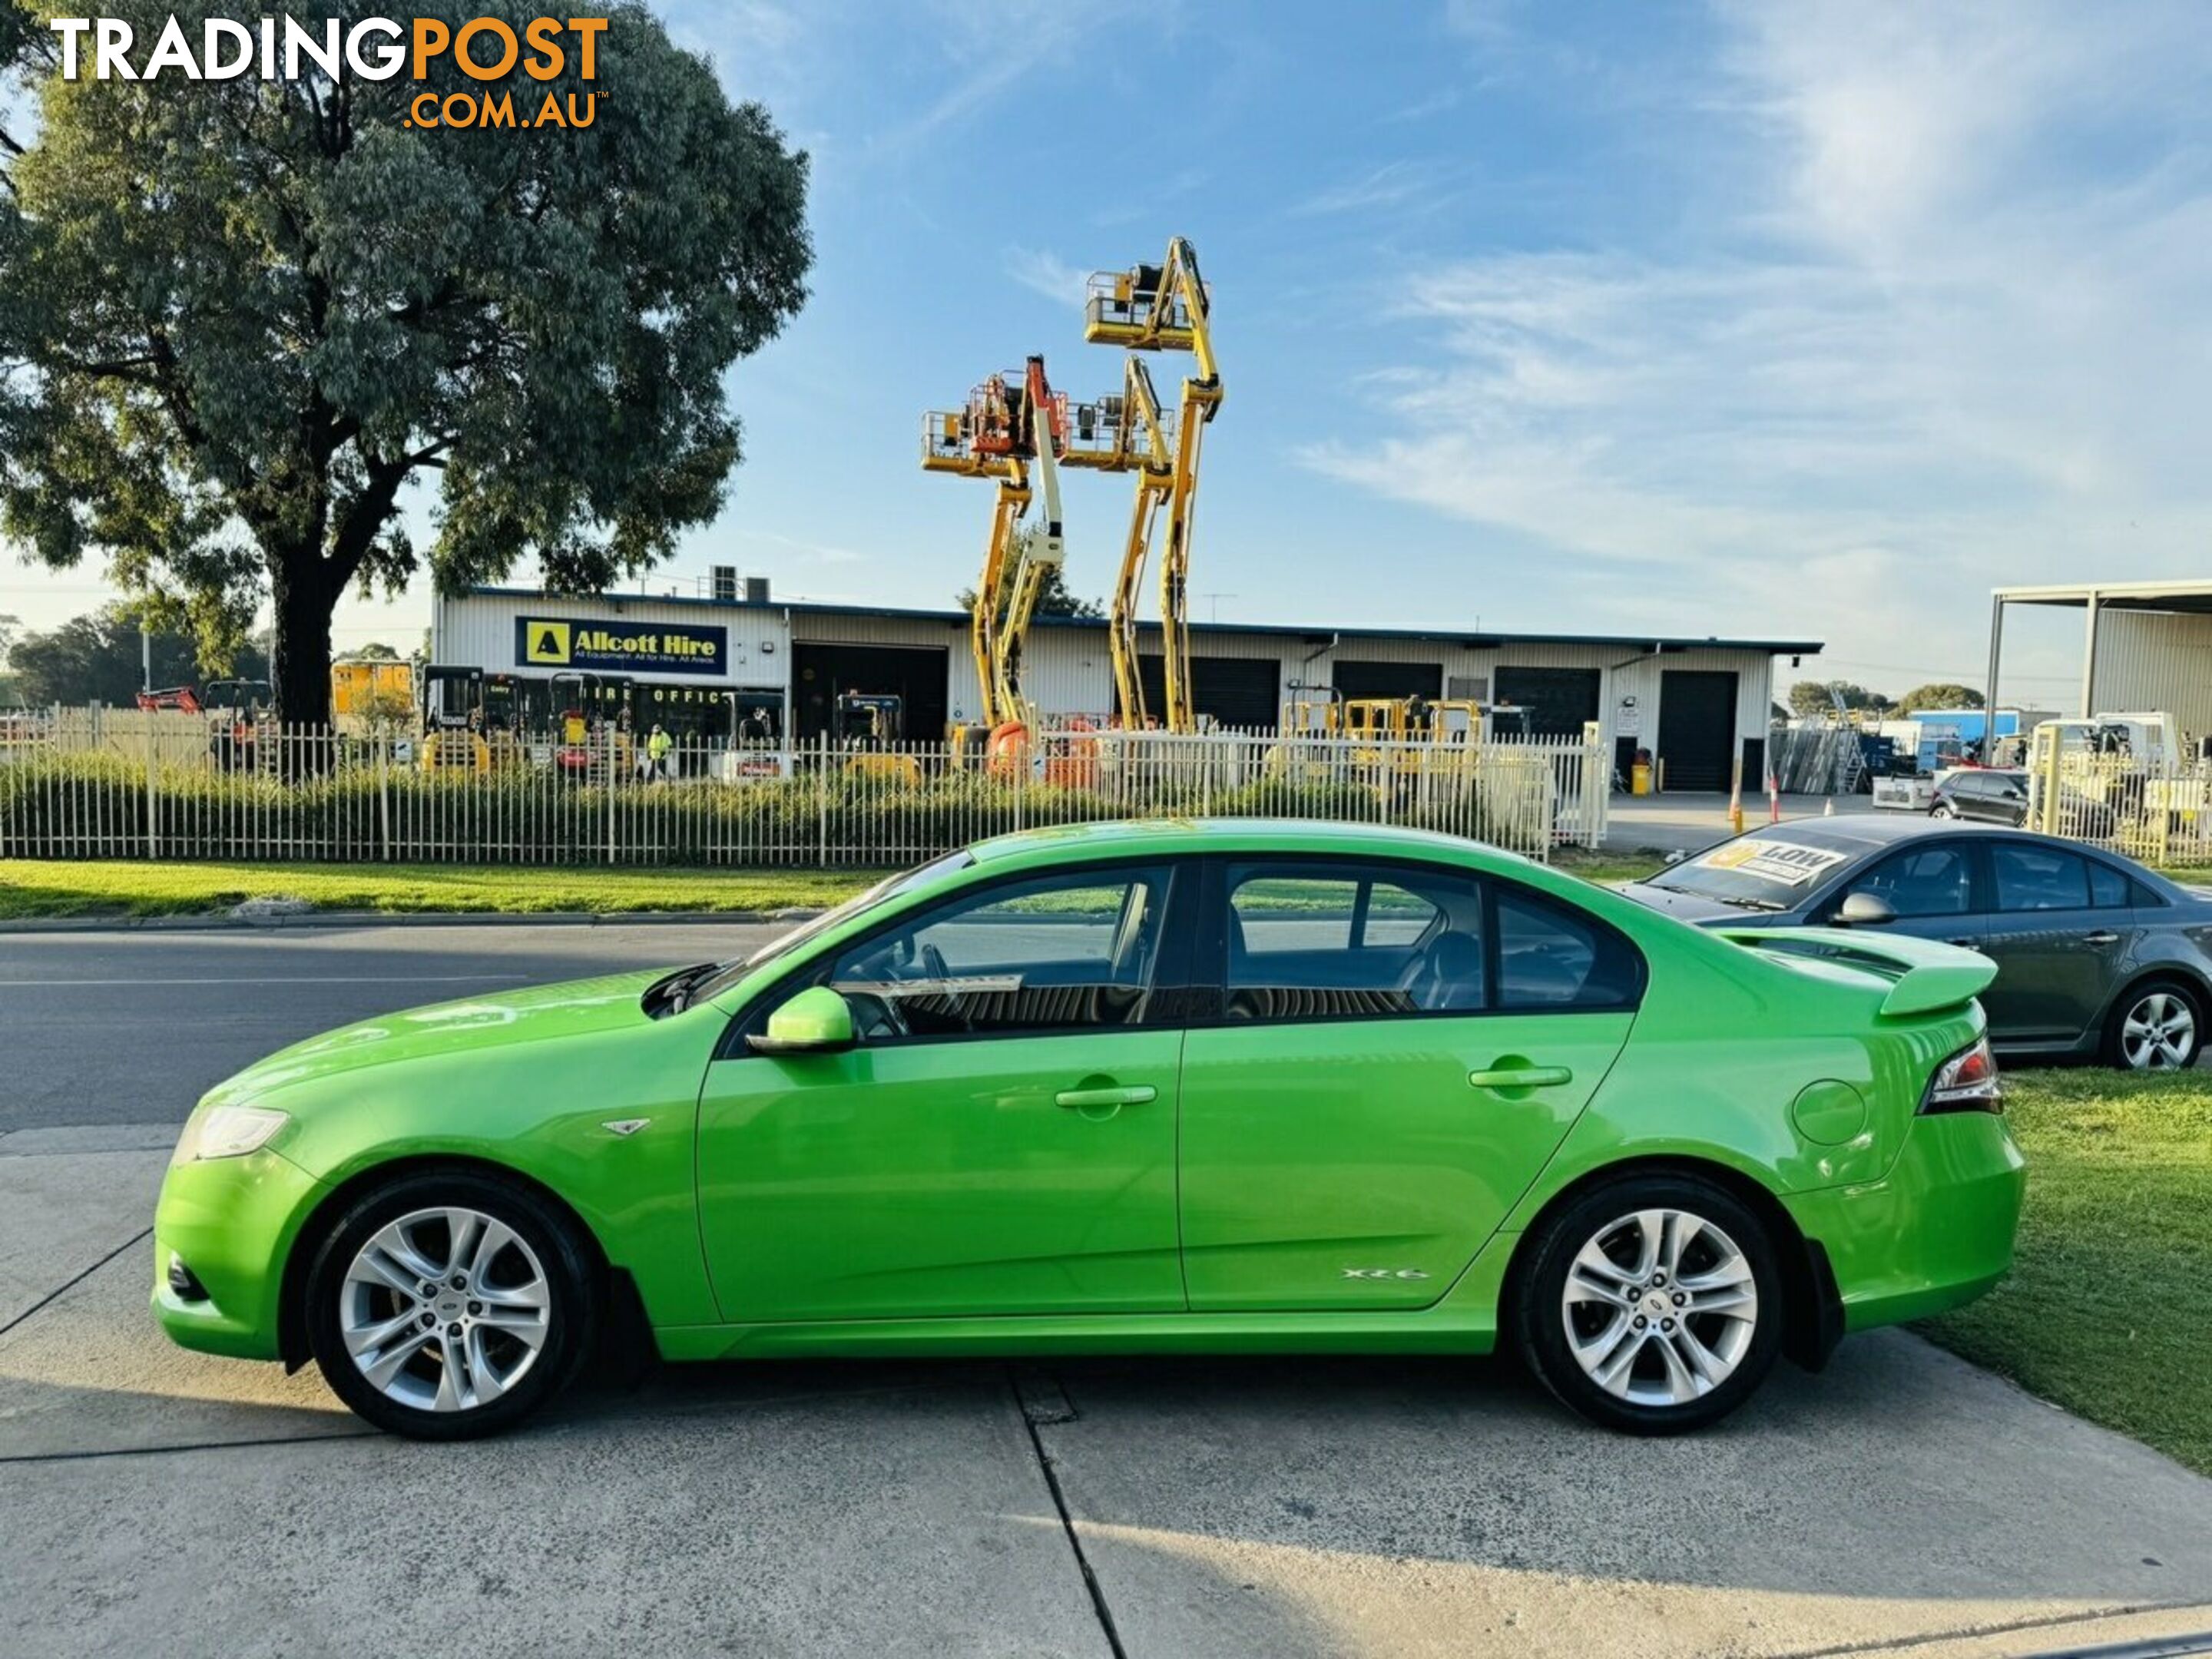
[645,724,674,783]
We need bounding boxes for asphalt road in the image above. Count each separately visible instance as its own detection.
[0,922,780,1133]
[4,921,2212,1656]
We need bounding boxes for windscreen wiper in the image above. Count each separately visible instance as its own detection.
[643,962,719,1015]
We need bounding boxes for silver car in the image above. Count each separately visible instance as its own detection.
[1622,817,2212,1070]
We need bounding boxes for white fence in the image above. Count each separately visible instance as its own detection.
[0,708,1610,866]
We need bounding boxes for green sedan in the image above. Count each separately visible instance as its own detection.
[154,820,2024,1439]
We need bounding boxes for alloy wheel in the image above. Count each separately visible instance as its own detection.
[2121,991,2197,1069]
[1561,1207,1759,1407]
[338,1207,551,1413]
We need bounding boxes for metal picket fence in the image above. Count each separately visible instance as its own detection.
[2025,734,2212,868]
[0,706,1610,866]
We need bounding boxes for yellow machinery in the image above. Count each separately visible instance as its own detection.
[330,657,416,731]
[1084,237,1220,733]
[418,666,522,774]
[1058,359,1175,729]
[922,356,1068,760]
[835,693,924,786]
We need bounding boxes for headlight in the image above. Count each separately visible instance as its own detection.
[172,1104,290,1164]
[1921,1036,2002,1114]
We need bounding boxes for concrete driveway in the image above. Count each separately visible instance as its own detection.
[4,925,2211,1656]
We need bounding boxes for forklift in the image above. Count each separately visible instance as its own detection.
[835,692,922,786]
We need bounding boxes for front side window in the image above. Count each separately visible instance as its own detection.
[1848,846,1975,918]
[826,863,1174,1041]
[690,850,973,1005]
[1992,845,2091,912]
[1226,863,1475,1019]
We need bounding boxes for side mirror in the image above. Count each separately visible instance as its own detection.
[1837,892,1897,928]
[747,985,856,1055]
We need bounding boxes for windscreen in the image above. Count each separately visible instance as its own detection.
[1644,826,1874,910]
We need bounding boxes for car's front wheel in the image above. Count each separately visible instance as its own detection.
[1514,1174,1783,1434]
[1931,801,1959,819]
[305,1169,598,1439]
[2106,979,2204,1071]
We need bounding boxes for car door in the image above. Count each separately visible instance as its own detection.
[1176,857,1640,1312]
[694,859,1190,1322]
[1972,783,2026,827]
[1940,776,1984,820]
[1988,774,2031,826]
[1978,842,2138,1045]
[1814,839,1986,950]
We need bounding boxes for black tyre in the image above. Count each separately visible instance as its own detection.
[305,1168,598,1440]
[1931,801,1959,819]
[2103,978,2204,1071]
[1513,1172,1783,1435]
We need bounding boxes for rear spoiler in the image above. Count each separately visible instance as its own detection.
[1715,927,1997,1018]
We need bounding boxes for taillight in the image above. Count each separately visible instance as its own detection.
[1922,1035,2003,1114]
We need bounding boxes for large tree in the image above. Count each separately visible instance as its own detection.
[1787,679,1892,719]
[956,565,1106,621]
[0,1,810,724]
[6,603,269,706]
[1893,682,1985,712]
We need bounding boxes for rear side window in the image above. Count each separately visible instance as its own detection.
[2087,860,2131,909]
[1226,866,1473,1018]
[1220,860,1641,1021]
[1992,845,2091,912]
[1495,888,1643,1010]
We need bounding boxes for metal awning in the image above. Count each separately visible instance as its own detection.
[1987,578,2212,717]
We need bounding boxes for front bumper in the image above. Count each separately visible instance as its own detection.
[151,1147,326,1361]
[1783,1111,2027,1332]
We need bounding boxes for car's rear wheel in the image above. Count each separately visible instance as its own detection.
[2106,979,2203,1071]
[305,1170,597,1440]
[1514,1174,1783,1434]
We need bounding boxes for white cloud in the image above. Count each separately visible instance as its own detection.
[1306,2,2212,692]
[1003,247,1089,306]
[1292,161,1442,217]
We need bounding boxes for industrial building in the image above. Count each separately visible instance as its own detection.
[431,581,1821,793]
[1987,579,2212,750]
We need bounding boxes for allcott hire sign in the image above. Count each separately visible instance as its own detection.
[516,618,727,677]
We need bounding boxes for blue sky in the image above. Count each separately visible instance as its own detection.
[11,0,2212,701]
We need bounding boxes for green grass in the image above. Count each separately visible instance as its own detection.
[1919,1068,2212,1476]
[1550,848,1670,886]
[0,846,1670,921]
[0,859,882,920]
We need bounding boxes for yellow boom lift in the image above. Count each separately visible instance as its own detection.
[1083,237,1221,733]
[1057,359,1175,729]
[922,356,1068,760]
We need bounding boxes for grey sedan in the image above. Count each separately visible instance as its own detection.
[1621,816,2212,1070]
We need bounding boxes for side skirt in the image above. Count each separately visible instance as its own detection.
[651,1307,1502,1365]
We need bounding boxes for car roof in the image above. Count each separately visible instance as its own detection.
[969,816,1541,866]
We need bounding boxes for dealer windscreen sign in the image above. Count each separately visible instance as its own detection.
[517,618,726,677]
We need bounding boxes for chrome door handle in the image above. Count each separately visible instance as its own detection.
[1468,1065,1573,1091]
[1055,1084,1157,1108]
[2084,931,2121,945]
